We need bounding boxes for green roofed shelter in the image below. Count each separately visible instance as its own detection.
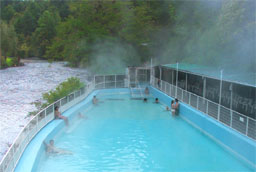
[162,63,256,87]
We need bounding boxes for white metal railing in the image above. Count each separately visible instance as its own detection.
[151,76,256,141]
[130,77,145,98]
[130,86,144,98]
[0,75,126,172]
[94,74,127,89]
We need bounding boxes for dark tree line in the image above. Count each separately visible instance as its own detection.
[1,0,255,73]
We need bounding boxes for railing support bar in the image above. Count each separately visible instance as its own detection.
[115,75,117,88]
[196,96,199,109]
[246,118,249,136]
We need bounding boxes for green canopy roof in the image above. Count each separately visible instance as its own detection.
[162,63,256,87]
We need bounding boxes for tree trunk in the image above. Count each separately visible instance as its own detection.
[18,56,20,66]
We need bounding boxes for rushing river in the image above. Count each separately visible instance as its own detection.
[0,60,88,160]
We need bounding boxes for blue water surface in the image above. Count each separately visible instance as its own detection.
[36,93,253,172]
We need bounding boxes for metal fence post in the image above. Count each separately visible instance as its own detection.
[115,75,117,88]
[170,84,172,96]
[189,93,191,105]
[217,105,220,121]
[36,115,39,131]
[218,70,223,121]
[196,96,199,109]
[104,75,106,88]
[246,118,249,136]
[11,145,15,168]
[164,81,167,93]
[43,109,46,125]
[94,75,96,88]
[230,111,233,127]
[206,100,209,114]
[181,90,183,102]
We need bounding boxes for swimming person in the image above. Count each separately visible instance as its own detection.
[92,95,98,104]
[54,106,69,126]
[154,98,159,103]
[43,140,72,155]
[174,98,180,115]
[171,100,175,115]
[145,87,149,95]
[143,98,147,102]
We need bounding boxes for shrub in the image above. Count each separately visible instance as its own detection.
[4,57,20,67]
[12,57,19,66]
[0,56,8,69]
[42,77,85,105]
[29,77,84,116]
[6,57,13,67]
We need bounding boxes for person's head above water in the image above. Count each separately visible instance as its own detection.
[143,98,147,102]
[54,106,59,111]
[155,98,159,102]
[175,98,178,102]
[171,100,174,104]
[49,140,54,146]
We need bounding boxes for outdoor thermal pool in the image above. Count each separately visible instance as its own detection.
[16,89,254,172]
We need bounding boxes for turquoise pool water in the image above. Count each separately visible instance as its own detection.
[35,93,253,171]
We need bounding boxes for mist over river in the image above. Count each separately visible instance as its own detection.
[0,60,88,160]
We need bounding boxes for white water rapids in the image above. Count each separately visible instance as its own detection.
[0,60,88,160]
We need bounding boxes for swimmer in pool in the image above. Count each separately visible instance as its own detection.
[43,140,72,155]
[154,98,159,103]
[174,98,180,115]
[145,87,149,95]
[171,100,175,115]
[93,96,98,104]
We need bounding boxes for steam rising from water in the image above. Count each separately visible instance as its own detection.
[154,0,255,75]
[88,39,140,75]
[84,1,255,77]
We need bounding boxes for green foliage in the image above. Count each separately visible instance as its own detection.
[45,1,163,69]
[0,56,8,69]
[1,5,15,23]
[2,57,20,68]
[14,10,37,37]
[34,10,60,57]
[6,57,13,67]
[1,0,255,72]
[0,21,18,58]
[42,77,84,105]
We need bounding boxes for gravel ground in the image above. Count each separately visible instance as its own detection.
[0,60,89,160]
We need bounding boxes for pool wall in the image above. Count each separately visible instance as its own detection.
[149,86,256,168]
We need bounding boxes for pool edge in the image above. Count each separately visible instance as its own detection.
[149,86,256,169]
